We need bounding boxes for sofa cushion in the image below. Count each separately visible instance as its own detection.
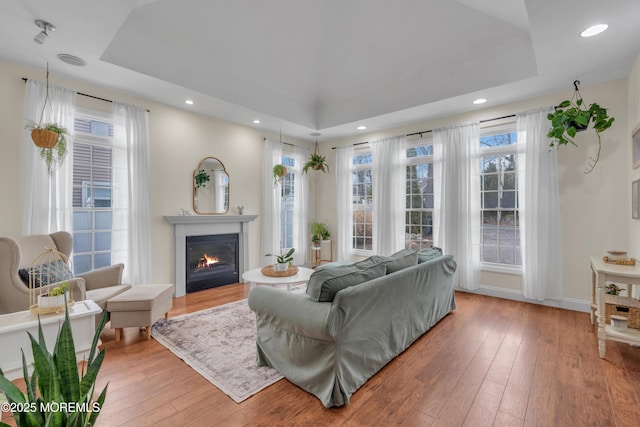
[306,263,387,302]
[385,249,418,274]
[353,255,388,270]
[18,260,74,288]
[86,284,132,310]
[418,247,443,264]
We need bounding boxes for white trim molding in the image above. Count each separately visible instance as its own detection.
[456,284,590,313]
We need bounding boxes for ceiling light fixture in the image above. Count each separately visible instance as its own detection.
[57,53,87,67]
[356,125,367,130]
[580,24,608,38]
[253,119,260,124]
[473,98,487,105]
[33,19,55,44]
[185,99,194,105]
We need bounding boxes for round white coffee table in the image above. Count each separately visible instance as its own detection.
[242,266,313,291]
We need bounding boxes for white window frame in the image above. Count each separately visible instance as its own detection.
[405,139,434,251]
[72,108,114,275]
[352,149,373,256]
[479,123,522,274]
[280,151,297,251]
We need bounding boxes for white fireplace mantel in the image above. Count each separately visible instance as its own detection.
[164,215,257,296]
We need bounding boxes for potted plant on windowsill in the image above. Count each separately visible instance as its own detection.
[547,80,615,173]
[266,248,295,271]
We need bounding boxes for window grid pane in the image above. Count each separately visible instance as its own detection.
[479,131,521,267]
[280,156,295,250]
[405,150,433,251]
[352,162,373,251]
[72,114,114,275]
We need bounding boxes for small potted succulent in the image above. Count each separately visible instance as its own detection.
[266,248,295,271]
[37,281,69,311]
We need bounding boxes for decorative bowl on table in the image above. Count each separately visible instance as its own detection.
[607,250,627,261]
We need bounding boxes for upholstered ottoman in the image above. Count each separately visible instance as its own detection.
[106,284,174,342]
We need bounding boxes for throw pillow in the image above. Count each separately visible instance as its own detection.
[385,248,418,274]
[417,247,444,264]
[353,255,388,270]
[18,260,73,288]
[306,263,387,302]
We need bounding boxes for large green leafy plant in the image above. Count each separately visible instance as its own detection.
[547,80,614,173]
[0,300,108,427]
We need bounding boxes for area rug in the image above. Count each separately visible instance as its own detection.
[151,297,282,403]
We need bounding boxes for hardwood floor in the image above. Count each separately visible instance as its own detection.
[6,284,640,426]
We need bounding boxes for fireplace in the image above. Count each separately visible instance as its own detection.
[164,214,257,297]
[186,234,239,293]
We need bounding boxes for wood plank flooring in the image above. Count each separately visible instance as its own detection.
[5,284,640,426]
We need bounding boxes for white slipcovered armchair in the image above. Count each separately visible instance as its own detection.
[0,231,131,326]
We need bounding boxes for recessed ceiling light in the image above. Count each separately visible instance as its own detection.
[253,119,260,124]
[473,98,487,105]
[356,125,367,130]
[185,99,194,105]
[580,24,608,38]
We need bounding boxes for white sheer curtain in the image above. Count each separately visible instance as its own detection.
[371,136,406,255]
[261,139,282,266]
[291,145,309,266]
[517,108,563,301]
[434,122,481,290]
[112,102,152,285]
[22,79,76,235]
[335,145,353,262]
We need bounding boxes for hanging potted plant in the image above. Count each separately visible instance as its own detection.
[303,141,329,174]
[547,80,615,173]
[273,164,287,185]
[24,63,69,175]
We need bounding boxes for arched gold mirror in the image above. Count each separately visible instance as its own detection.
[193,157,229,214]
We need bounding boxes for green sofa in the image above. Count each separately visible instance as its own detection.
[247,252,457,407]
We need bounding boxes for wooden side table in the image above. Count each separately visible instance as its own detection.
[309,240,333,269]
[591,256,640,358]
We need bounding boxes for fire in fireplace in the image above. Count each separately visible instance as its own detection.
[186,233,239,293]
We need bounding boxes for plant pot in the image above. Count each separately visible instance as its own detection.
[31,128,59,148]
[275,166,287,177]
[313,164,323,170]
[37,293,66,311]
[274,262,288,272]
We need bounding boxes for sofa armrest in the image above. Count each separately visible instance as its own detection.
[248,286,334,341]
[77,263,124,291]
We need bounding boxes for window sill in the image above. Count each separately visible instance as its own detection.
[351,249,374,258]
[481,262,522,276]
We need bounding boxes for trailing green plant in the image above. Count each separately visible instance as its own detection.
[547,80,614,173]
[266,248,295,265]
[25,121,69,176]
[272,164,287,185]
[194,169,210,188]
[303,152,329,174]
[0,297,108,427]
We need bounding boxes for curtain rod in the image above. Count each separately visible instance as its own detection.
[263,137,297,148]
[331,113,516,149]
[22,77,150,112]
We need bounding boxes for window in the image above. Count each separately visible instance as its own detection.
[352,152,373,252]
[479,126,521,268]
[406,143,434,250]
[72,111,114,274]
[280,155,296,250]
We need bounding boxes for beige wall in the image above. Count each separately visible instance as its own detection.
[0,60,311,286]
[628,53,640,259]
[318,79,630,306]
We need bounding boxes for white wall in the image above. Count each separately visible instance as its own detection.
[0,60,312,287]
[317,79,630,306]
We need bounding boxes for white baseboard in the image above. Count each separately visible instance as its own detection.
[455,284,591,313]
